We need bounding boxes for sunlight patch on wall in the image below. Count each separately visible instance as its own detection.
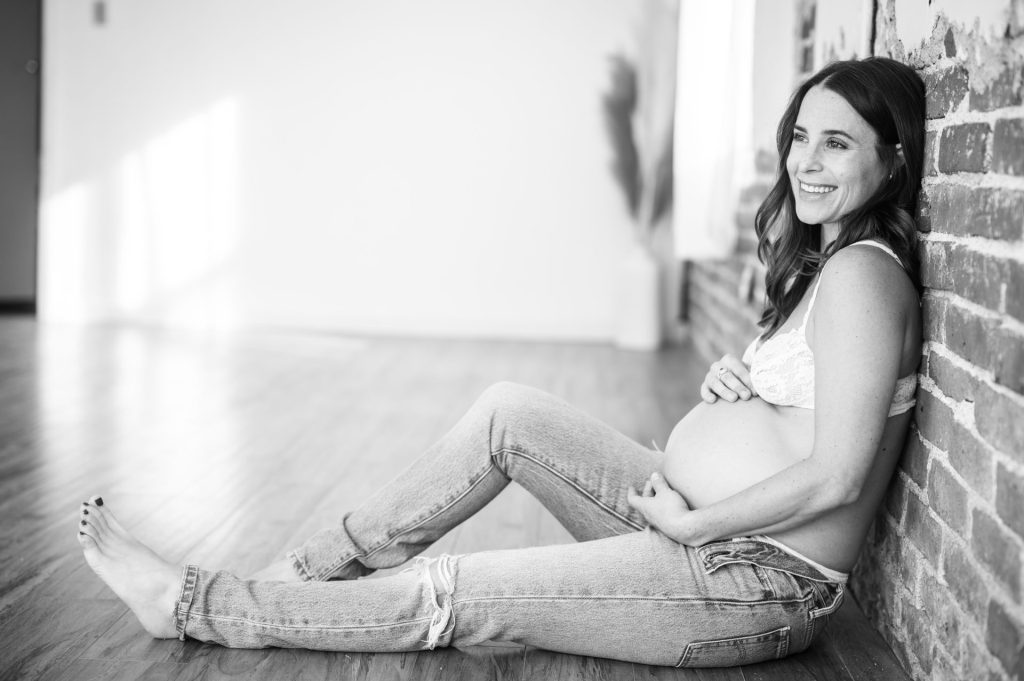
[41,98,241,329]
[113,97,241,327]
[38,182,92,321]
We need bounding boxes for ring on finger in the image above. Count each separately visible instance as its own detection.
[716,366,729,377]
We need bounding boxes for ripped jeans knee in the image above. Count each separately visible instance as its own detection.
[405,554,458,650]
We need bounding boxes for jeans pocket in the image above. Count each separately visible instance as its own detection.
[676,626,791,668]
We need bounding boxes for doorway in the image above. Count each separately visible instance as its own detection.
[0,0,41,313]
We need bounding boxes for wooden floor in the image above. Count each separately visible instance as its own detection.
[0,318,906,680]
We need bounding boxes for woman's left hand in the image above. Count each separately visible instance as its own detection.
[627,472,692,540]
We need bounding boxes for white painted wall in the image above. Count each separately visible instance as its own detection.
[40,0,647,340]
[752,0,798,157]
[893,0,1012,49]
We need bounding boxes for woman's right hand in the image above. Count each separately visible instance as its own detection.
[700,354,757,403]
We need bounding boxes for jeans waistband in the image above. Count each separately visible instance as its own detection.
[697,536,849,584]
[751,535,849,583]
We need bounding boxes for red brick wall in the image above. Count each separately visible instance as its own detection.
[684,3,1024,679]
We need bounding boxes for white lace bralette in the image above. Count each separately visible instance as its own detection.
[741,240,917,417]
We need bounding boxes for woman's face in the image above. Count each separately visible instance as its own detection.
[786,84,889,232]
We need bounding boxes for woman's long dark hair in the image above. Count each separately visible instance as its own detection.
[754,57,925,338]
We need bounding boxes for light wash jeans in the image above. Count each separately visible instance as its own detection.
[173,382,845,667]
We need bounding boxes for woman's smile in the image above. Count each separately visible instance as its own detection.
[786,85,889,228]
[798,181,837,195]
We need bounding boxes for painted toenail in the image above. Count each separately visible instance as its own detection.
[95,497,104,506]
[83,509,88,515]
[79,531,84,536]
[81,520,87,525]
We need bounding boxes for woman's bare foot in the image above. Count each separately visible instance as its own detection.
[77,496,180,639]
[249,557,304,582]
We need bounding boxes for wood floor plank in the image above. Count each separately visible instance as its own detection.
[0,320,908,681]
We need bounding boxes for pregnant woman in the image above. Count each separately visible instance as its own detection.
[77,56,925,668]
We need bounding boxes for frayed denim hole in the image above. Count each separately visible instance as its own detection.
[402,555,457,650]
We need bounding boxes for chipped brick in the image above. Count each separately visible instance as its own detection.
[938,123,991,173]
[993,118,1024,176]
[926,65,969,119]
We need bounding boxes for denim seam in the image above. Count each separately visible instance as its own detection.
[314,462,498,580]
[453,594,810,606]
[174,564,199,641]
[188,612,437,632]
[493,446,646,532]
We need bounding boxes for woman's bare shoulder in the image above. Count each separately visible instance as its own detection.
[818,242,916,307]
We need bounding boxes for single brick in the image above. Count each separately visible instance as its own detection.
[970,63,1024,112]
[986,600,1024,679]
[916,388,956,451]
[942,540,990,622]
[947,425,995,501]
[996,463,1024,539]
[948,244,1008,314]
[928,183,1024,240]
[920,239,953,291]
[993,118,1024,176]
[927,461,970,534]
[971,509,1022,600]
[976,383,1024,461]
[924,129,939,177]
[943,303,992,367]
[899,430,930,488]
[927,350,978,402]
[926,64,969,119]
[922,294,948,343]
[906,491,943,566]
[938,123,991,173]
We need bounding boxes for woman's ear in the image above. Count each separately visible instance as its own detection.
[894,143,906,169]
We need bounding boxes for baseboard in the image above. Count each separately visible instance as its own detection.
[0,300,36,315]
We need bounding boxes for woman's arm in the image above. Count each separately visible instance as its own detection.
[629,246,915,545]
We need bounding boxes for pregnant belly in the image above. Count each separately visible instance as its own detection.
[662,397,815,509]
